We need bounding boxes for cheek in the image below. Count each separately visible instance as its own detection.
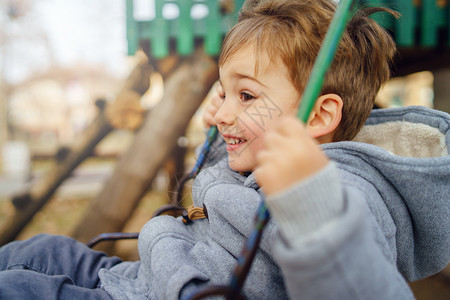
[248,138,263,159]
[247,126,266,156]
[246,113,286,155]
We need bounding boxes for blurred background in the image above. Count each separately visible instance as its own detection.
[0,0,449,299]
[0,0,131,196]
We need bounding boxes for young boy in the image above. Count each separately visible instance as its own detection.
[203,1,449,299]
[1,0,449,299]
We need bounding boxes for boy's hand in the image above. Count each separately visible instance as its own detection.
[202,85,223,128]
[254,116,329,196]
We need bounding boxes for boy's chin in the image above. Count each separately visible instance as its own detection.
[228,161,254,173]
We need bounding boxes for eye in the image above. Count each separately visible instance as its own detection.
[240,91,255,102]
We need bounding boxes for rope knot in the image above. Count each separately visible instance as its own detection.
[182,204,208,224]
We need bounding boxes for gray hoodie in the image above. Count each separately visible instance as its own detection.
[99,137,286,299]
[99,106,449,300]
[267,106,450,299]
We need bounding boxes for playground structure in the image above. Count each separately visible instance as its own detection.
[125,0,450,73]
[1,0,450,251]
[124,0,450,54]
[126,0,245,58]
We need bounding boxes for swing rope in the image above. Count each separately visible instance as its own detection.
[183,0,358,298]
[173,126,219,206]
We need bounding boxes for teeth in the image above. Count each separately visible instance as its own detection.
[228,138,245,145]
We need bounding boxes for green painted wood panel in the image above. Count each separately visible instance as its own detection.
[125,0,450,58]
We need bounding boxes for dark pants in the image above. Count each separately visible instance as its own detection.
[0,234,122,300]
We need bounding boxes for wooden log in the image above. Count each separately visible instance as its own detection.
[71,48,218,246]
[433,68,450,114]
[0,113,112,247]
[0,54,153,246]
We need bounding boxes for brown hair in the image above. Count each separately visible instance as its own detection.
[219,0,398,141]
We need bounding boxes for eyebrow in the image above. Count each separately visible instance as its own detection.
[219,72,268,89]
[234,73,268,88]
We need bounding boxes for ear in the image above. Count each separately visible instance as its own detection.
[306,94,343,143]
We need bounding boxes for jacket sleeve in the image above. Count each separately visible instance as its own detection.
[265,163,415,300]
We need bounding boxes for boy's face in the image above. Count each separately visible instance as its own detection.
[216,44,300,172]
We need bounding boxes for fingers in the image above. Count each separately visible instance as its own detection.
[254,116,329,195]
[203,113,216,128]
[210,93,223,108]
[254,149,288,196]
[274,116,309,138]
[203,94,224,128]
[261,117,308,149]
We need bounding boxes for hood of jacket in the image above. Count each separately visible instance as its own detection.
[322,106,450,281]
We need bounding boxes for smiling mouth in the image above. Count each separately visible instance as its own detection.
[227,137,247,145]
[222,135,247,150]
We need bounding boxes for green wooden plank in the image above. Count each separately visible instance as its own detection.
[421,0,440,47]
[177,1,194,56]
[436,0,447,27]
[126,0,139,55]
[205,0,222,56]
[393,0,417,47]
[125,0,250,58]
[448,0,450,45]
[152,0,169,58]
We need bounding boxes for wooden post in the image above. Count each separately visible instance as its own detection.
[433,68,450,114]
[71,48,218,246]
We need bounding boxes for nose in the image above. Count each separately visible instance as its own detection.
[215,98,236,126]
